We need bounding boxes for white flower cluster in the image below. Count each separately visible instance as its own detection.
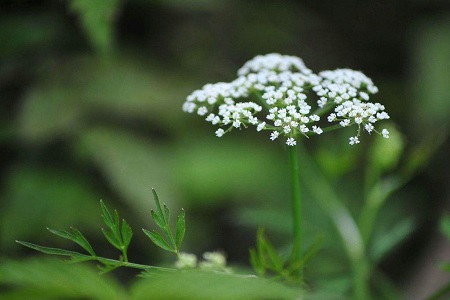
[175,251,231,273]
[183,53,390,146]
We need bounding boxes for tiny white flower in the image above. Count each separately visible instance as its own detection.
[283,125,291,134]
[360,92,369,100]
[232,120,241,128]
[299,125,309,133]
[312,126,323,135]
[340,119,351,127]
[364,123,374,133]
[286,138,296,146]
[197,106,208,116]
[328,113,337,122]
[175,252,198,269]
[270,131,280,140]
[215,128,225,137]
[349,136,360,145]
[381,128,389,138]
[257,122,266,131]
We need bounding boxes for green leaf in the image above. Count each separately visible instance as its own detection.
[151,209,166,229]
[288,236,323,273]
[47,227,96,256]
[121,219,133,249]
[0,167,99,250]
[131,269,301,300]
[16,241,91,260]
[69,0,120,54]
[249,249,264,276]
[152,188,166,223]
[255,228,283,272]
[101,228,121,250]
[100,200,115,230]
[175,209,186,250]
[163,204,170,225]
[371,218,415,262]
[70,227,96,256]
[142,229,174,252]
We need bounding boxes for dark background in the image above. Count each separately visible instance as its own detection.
[1,0,449,298]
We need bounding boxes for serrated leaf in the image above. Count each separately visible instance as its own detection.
[69,227,96,256]
[100,200,115,229]
[16,241,91,260]
[151,209,166,229]
[175,209,185,250]
[121,219,133,249]
[152,188,166,223]
[163,205,170,225]
[113,210,120,230]
[102,228,121,250]
[47,228,75,241]
[142,229,174,252]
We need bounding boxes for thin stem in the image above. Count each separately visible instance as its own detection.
[288,144,302,280]
[96,257,176,272]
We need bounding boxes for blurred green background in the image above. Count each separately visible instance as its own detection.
[0,0,449,298]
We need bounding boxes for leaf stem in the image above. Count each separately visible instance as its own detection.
[288,144,302,280]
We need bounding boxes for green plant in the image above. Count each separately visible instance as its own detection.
[17,189,184,273]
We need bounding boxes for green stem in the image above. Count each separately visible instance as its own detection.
[288,145,302,280]
[96,257,175,272]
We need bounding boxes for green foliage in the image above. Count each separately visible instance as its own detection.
[0,167,100,251]
[132,269,301,300]
[250,228,322,282]
[16,192,183,273]
[100,200,133,261]
[142,189,185,255]
[0,258,126,300]
[0,258,301,300]
[69,0,120,54]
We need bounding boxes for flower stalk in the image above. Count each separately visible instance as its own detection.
[288,144,302,280]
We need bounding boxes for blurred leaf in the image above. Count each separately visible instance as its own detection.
[0,258,126,300]
[368,123,404,179]
[315,133,360,179]
[69,0,120,54]
[0,14,62,59]
[440,215,450,240]
[76,127,179,221]
[173,137,285,205]
[412,17,450,133]
[370,218,415,262]
[131,269,301,300]
[234,206,291,234]
[18,58,193,143]
[0,166,100,250]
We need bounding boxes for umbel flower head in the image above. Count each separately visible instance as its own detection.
[182,53,390,146]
